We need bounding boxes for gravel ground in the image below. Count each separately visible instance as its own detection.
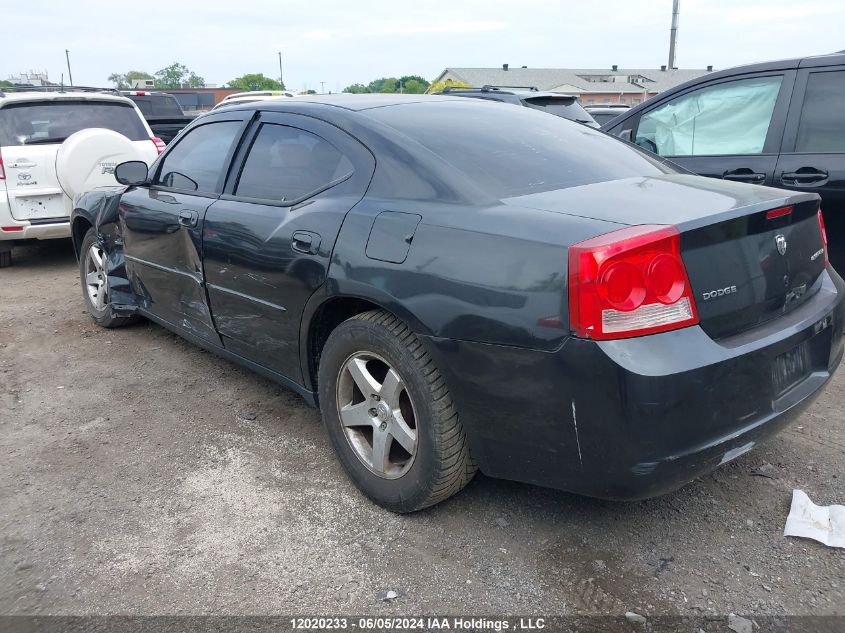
[0,239,843,617]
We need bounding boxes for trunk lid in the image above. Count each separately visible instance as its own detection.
[503,174,826,339]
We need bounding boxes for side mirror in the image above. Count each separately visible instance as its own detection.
[114,161,149,186]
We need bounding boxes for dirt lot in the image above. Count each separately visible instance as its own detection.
[1,239,843,617]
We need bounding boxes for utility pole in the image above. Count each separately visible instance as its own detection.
[65,49,74,85]
[668,0,680,70]
[320,81,325,94]
[278,51,283,88]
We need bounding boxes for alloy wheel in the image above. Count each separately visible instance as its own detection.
[84,243,108,311]
[336,352,418,479]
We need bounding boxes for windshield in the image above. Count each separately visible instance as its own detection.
[365,100,675,198]
[0,101,148,146]
[522,96,596,126]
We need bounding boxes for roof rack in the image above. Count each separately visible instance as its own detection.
[440,84,541,94]
[480,85,540,92]
[0,85,121,97]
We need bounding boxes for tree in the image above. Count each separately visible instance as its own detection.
[342,83,370,94]
[367,77,400,93]
[400,79,427,94]
[0,80,13,88]
[154,63,205,89]
[227,73,284,91]
[426,79,471,94]
[398,75,430,93]
[343,75,431,94]
[107,70,153,89]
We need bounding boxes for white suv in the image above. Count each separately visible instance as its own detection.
[0,88,161,266]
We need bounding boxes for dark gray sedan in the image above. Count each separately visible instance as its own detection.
[70,95,844,512]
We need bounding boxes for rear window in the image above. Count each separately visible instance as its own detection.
[0,101,148,146]
[365,100,674,198]
[522,97,595,124]
[130,96,183,117]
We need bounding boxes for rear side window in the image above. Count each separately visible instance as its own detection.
[235,123,353,202]
[155,121,242,193]
[522,97,595,124]
[795,70,845,153]
[0,101,148,146]
[366,100,673,198]
[634,75,783,156]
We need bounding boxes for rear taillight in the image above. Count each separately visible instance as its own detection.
[818,209,829,268]
[568,225,699,340]
[151,137,166,154]
[0,149,5,180]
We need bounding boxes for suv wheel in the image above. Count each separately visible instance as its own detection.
[318,310,476,512]
[79,228,138,328]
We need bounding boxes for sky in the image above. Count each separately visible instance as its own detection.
[2,0,843,91]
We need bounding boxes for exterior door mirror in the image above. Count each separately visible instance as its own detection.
[114,161,149,186]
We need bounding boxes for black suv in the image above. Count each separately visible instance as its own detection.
[436,85,598,127]
[602,52,845,267]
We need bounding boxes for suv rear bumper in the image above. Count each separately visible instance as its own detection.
[0,194,70,242]
[0,221,71,242]
[423,268,845,499]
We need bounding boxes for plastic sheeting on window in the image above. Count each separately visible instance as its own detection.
[636,75,782,157]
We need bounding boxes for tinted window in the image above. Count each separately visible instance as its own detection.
[0,101,148,146]
[522,97,595,124]
[795,70,845,153]
[155,121,242,193]
[235,124,353,201]
[634,75,783,156]
[365,100,674,198]
[131,96,183,117]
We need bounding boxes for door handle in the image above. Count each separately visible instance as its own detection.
[722,169,766,183]
[780,169,828,185]
[292,231,321,254]
[178,209,198,227]
[9,161,37,169]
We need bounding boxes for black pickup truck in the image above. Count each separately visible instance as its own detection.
[121,91,195,144]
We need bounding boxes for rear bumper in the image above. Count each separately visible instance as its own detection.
[0,221,71,241]
[423,269,845,500]
[0,193,70,241]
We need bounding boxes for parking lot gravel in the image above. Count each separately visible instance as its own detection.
[1,239,843,617]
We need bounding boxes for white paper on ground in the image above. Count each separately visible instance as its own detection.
[783,489,845,548]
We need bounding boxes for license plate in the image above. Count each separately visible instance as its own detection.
[772,341,811,396]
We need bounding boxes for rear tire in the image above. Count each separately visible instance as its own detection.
[318,310,476,512]
[79,228,138,328]
[0,249,11,268]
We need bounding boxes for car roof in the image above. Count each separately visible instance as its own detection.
[0,90,136,108]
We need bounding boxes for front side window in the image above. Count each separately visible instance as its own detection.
[0,101,148,146]
[155,121,242,193]
[235,124,353,202]
[634,75,783,156]
[795,70,845,153]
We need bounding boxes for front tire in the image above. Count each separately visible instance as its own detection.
[318,310,476,512]
[79,228,137,328]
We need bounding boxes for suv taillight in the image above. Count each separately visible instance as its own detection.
[151,137,166,154]
[818,209,829,268]
[0,149,5,180]
[568,225,699,340]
